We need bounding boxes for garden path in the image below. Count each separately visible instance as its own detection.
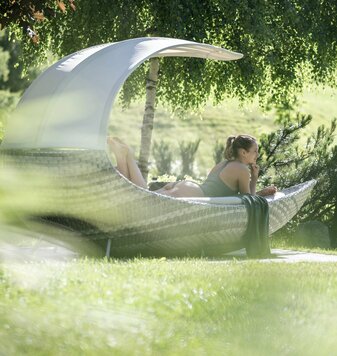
[1,244,337,263]
[222,248,337,262]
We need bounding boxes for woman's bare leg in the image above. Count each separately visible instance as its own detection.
[108,137,203,195]
[108,137,147,189]
[107,137,130,179]
[126,149,147,189]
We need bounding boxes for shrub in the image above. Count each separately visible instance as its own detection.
[178,139,201,179]
[258,112,337,244]
[213,140,225,164]
[152,140,173,176]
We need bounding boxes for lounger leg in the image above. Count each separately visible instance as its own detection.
[106,239,112,258]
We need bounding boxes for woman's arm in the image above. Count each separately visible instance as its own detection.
[249,164,259,195]
[248,164,277,196]
[257,186,277,196]
[250,177,257,195]
[238,167,252,195]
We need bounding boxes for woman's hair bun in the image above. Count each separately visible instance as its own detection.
[224,134,256,160]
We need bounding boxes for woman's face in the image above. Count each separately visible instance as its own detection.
[243,142,259,164]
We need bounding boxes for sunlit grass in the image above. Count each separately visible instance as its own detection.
[1,258,337,355]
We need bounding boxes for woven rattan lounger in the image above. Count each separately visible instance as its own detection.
[0,38,316,257]
[0,148,316,257]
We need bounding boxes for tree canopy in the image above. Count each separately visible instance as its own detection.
[0,0,75,43]
[4,0,337,109]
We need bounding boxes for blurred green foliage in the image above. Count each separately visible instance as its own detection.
[0,47,9,83]
[0,30,39,92]
[0,90,19,142]
[0,30,41,141]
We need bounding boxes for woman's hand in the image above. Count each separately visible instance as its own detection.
[257,185,278,196]
[249,163,259,181]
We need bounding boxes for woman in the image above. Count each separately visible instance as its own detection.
[108,135,277,197]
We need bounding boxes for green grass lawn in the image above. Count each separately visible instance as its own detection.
[1,258,337,355]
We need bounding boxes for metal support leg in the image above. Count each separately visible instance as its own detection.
[106,239,112,258]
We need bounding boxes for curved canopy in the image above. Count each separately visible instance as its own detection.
[2,37,243,150]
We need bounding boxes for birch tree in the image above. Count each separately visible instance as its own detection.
[138,58,159,180]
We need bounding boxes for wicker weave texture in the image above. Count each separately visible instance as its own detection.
[0,149,315,256]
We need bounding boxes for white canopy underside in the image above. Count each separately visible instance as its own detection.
[2,37,243,150]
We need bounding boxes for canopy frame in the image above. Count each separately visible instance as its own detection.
[1,37,243,150]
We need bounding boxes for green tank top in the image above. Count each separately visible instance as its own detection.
[200,161,238,197]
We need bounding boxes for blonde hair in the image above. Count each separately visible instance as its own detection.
[224,134,256,160]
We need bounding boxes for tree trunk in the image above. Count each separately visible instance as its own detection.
[138,57,159,181]
[329,199,337,248]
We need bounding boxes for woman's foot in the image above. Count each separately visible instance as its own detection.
[112,137,127,146]
[107,136,129,158]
